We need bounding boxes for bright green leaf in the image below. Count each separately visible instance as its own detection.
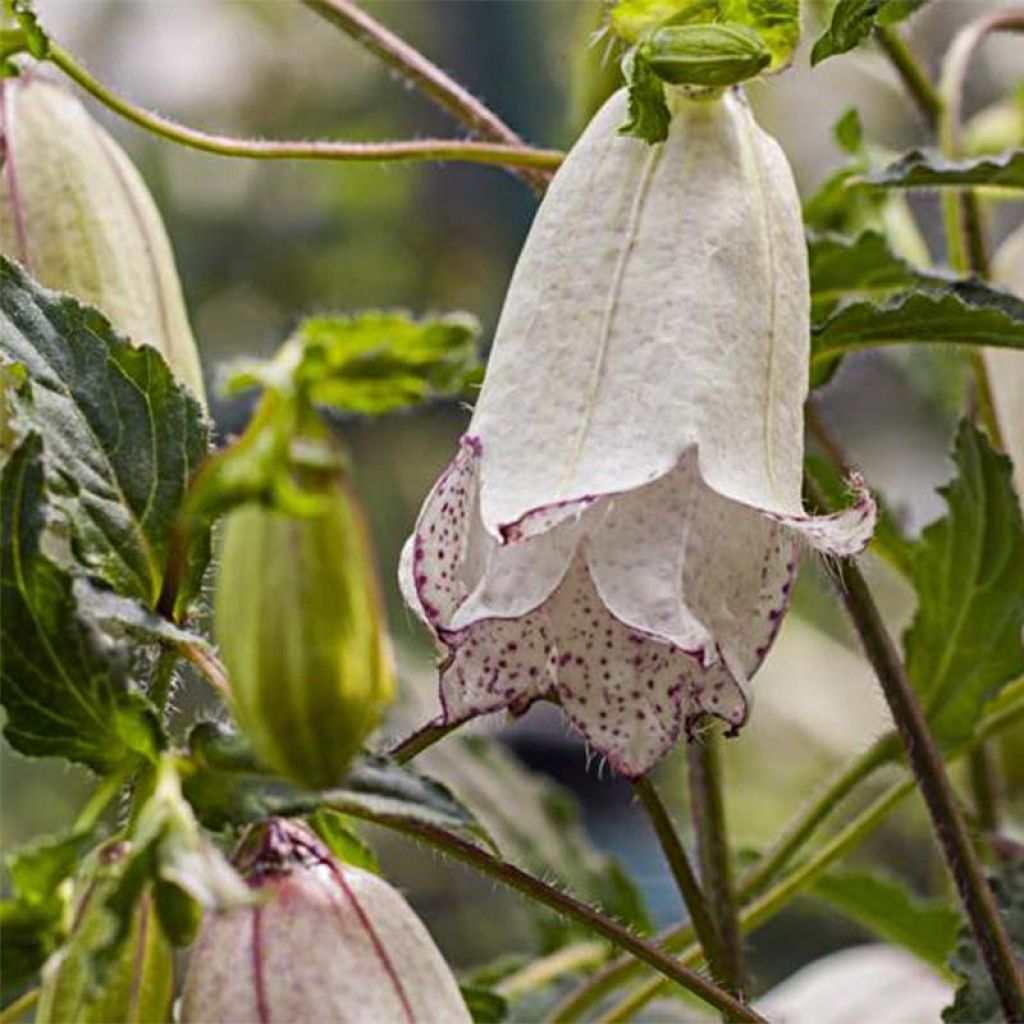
[308,809,380,874]
[904,422,1024,745]
[461,984,509,1024]
[811,0,927,65]
[811,870,961,970]
[0,258,210,614]
[610,0,719,43]
[944,863,1024,1022]
[866,148,1024,190]
[1,435,163,771]
[619,48,671,143]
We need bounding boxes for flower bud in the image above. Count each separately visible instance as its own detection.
[36,845,174,1024]
[180,819,471,1024]
[214,456,394,788]
[0,74,205,403]
[642,24,771,88]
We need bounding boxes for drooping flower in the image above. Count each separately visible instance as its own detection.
[180,819,470,1024]
[399,87,875,778]
[0,74,206,403]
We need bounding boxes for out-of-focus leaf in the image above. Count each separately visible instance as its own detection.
[904,422,1024,745]
[811,870,961,970]
[944,862,1024,1022]
[866,149,1024,190]
[183,723,490,847]
[1,435,162,770]
[0,827,97,999]
[461,985,509,1024]
[619,48,671,143]
[810,279,1024,387]
[226,311,481,416]
[811,0,927,65]
[0,257,210,615]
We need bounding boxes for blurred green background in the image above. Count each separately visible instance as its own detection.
[3,0,1022,1008]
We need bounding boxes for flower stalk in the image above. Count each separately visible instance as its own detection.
[45,44,563,176]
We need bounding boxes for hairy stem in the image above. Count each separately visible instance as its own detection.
[335,807,767,1023]
[632,776,728,987]
[175,641,230,699]
[301,0,550,192]
[547,689,1024,1022]
[149,647,180,717]
[835,558,1024,1020]
[874,26,941,128]
[46,44,563,176]
[687,726,745,996]
[387,720,460,764]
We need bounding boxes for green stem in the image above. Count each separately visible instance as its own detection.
[632,776,728,987]
[333,808,768,1023]
[0,988,39,1024]
[495,941,608,1001]
[835,557,1024,1021]
[387,720,460,764]
[73,764,131,832]
[547,691,1024,1023]
[969,744,1001,836]
[686,726,745,996]
[45,44,563,175]
[874,26,941,129]
[149,647,180,717]
[176,640,230,699]
[300,0,551,193]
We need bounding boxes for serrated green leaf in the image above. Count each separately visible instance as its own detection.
[944,862,1024,1022]
[811,870,961,970]
[811,279,1024,383]
[811,0,926,65]
[904,422,1024,745]
[1,435,162,771]
[808,230,950,320]
[0,257,210,614]
[183,723,490,847]
[619,48,671,144]
[641,22,770,86]
[866,148,1024,190]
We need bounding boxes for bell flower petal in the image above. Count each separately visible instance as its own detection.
[399,87,876,777]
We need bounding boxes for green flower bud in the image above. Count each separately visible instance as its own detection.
[180,819,471,1024]
[214,452,394,788]
[36,845,174,1024]
[0,75,205,403]
[642,24,771,87]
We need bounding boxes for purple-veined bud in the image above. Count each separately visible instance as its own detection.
[214,450,395,788]
[399,88,876,778]
[0,74,206,403]
[180,819,471,1024]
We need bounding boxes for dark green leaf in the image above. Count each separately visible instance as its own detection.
[811,0,926,65]
[619,48,671,144]
[641,23,770,86]
[227,311,481,416]
[808,230,949,320]
[1,435,162,770]
[944,862,1024,1022]
[811,278,1024,379]
[811,870,961,970]
[0,257,210,614]
[73,578,204,650]
[461,985,509,1024]
[184,724,490,846]
[904,422,1024,745]
[866,149,1024,190]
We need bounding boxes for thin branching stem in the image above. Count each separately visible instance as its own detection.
[874,25,941,128]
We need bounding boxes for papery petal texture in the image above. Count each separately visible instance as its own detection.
[400,88,876,777]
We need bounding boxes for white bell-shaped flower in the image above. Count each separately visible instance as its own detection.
[400,88,875,777]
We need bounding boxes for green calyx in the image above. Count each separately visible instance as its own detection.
[641,23,770,87]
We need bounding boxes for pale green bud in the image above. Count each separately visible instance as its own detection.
[642,24,771,88]
[215,454,394,788]
[0,75,205,403]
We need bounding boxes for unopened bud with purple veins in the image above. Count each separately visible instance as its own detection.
[180,819,471,1024]
[0,74,206,403]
